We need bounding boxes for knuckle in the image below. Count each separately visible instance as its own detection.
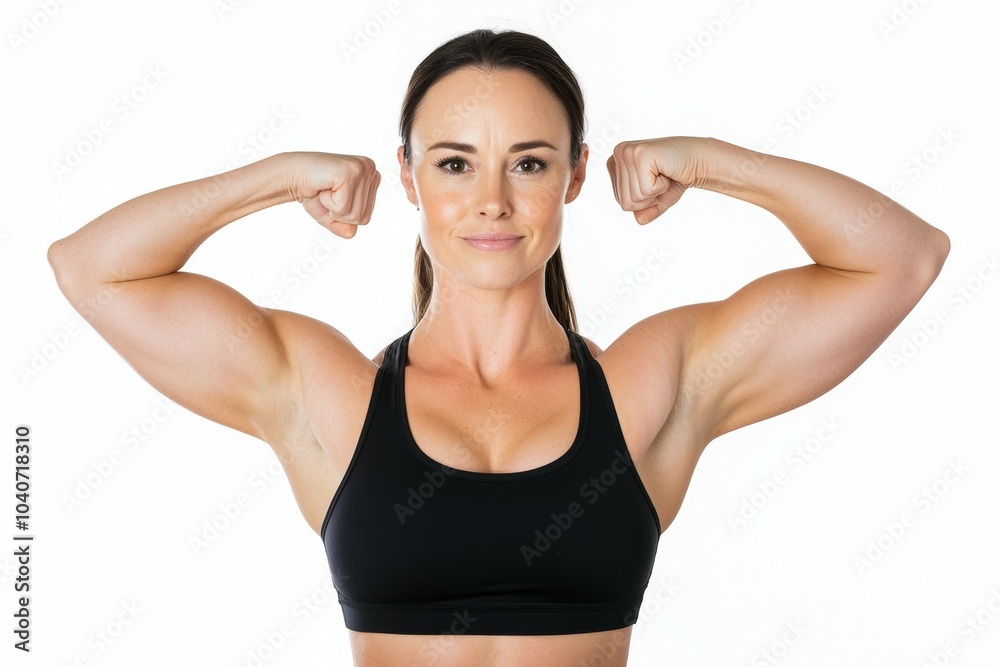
[355,157,375,176]
[344,159,363,178]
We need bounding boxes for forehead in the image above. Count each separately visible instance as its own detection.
[411,68,569,148]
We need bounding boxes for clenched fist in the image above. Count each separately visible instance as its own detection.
[288,152,381,238]
[606,137,705,224]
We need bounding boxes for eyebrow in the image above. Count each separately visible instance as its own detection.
[426,140,558,153]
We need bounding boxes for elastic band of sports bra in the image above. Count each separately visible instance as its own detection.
[337,586,648,635]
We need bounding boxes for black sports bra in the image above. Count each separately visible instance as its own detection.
[321,325,661,635]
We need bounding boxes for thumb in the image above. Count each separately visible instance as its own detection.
[634,178,688,225]
[319,185,353,219]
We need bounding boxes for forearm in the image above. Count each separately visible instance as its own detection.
[48,153,296,286]
[695,137,950,276]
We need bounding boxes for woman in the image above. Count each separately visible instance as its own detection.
[48,28,949,667]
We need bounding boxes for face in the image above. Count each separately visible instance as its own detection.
[398,67,588,290]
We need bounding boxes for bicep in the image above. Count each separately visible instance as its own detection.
[60,271,295,439]
[683,262,934,440]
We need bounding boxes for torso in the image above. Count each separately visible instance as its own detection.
[269,321,704,667]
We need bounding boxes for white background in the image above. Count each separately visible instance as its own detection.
[3,0,999,665]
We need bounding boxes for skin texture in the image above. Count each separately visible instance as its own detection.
[48,63,949,666]
[396,68,589,391]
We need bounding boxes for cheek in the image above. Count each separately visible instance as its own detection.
[518,181,565,221]
[414,172,472,217]
[422,189,467,221]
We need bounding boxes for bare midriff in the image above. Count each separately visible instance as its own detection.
[346,626,633,666]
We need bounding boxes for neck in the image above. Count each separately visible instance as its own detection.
[412,267,569,381]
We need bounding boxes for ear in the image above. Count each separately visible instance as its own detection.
[564,143,589,204]
[397,146,418,207]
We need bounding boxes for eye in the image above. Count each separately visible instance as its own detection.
[433,156,468,174]
[515,155,550,173]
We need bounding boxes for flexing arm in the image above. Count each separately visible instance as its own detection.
[47,152,380,441]
[606,136,950,447]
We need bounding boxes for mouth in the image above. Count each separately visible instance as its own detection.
[461,232,524,251]
[461,232,524,241]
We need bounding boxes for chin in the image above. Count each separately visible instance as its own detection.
[455,266,525,291]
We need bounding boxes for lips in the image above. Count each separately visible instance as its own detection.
[462,233,523,251]
[461,232,523,241]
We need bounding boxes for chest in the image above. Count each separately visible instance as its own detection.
[402,362,584,475]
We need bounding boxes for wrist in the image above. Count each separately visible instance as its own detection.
[694,137,778,205]
[255,152,300,206]
[191,153,297,228]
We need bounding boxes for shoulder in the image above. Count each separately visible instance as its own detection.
[261,309,379,435]
[579,306,710,457]
[577,333,604,359]
[266,309,374,370]
[574,304,698,369]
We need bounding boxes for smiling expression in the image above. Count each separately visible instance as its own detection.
[398,67,588,289]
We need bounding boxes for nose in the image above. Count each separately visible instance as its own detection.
[476,168,512,220]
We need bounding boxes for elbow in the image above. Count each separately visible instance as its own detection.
[47,239,68,283]
[934,228,951,265]
[926,228,951,281]
[908,228,950,293]
[47,238,65,270]
[47,237,80,296]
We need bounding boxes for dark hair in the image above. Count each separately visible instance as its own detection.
[399,28,586,332]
